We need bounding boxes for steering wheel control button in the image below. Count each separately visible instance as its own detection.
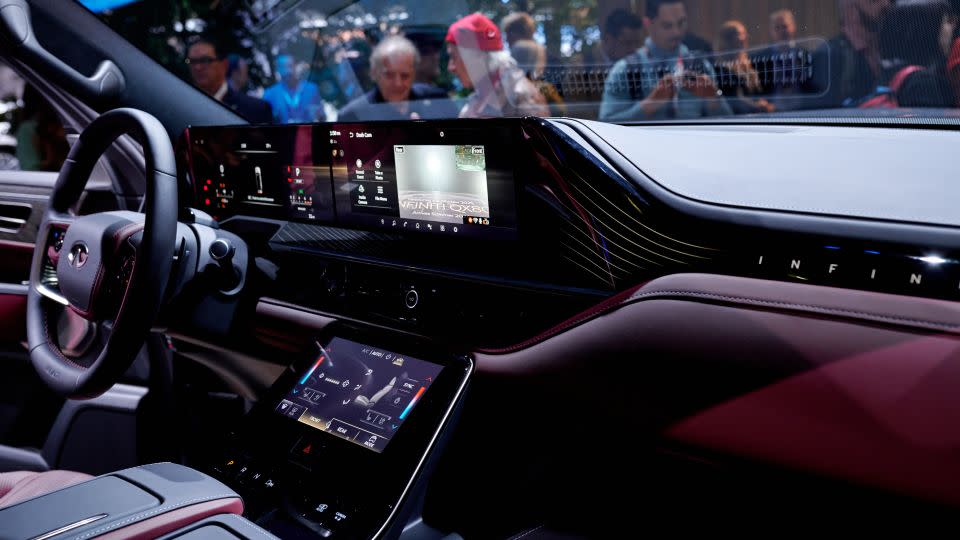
[404,288,419,309]
[52,229,65,252]
[209,238,235,261]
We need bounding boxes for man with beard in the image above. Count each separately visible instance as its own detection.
[811,0,893,108]
[599,0,731,121]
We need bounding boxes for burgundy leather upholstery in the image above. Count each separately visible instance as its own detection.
[96,498,245,540]
[469,273,960,510]
[0,470,93,509]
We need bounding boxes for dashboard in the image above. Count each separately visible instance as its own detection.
[181,118,960,350]
[176,118,960,535]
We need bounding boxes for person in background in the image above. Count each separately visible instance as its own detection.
[445,13,549,118]
[811,0,893,108]
[334,31,374,104]
[946,0,960,104]
[227,54,254,95]
[511,39,567,116]
[406,33,445,85]
[864,0,954,108]
[757,9,808,110]
[502,12,537,49]
[715,20,775,114]
[186,37,272,123]
[583,9,644,66]
[599,0,731,121]
[14,86,68,172]
[769,9,798,50]
[338,36,458,121]
[263,54,331,123]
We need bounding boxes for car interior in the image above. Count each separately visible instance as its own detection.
[0,0,959,538]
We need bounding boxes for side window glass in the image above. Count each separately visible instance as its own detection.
[0,61,69,172]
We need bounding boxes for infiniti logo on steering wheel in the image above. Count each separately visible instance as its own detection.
[67,242,89,269]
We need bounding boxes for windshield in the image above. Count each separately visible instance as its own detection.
[80,0,960,123]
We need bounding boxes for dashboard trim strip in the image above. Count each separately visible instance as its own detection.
[477,273,960,355]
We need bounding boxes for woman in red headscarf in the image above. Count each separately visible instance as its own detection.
[445,13,549,118]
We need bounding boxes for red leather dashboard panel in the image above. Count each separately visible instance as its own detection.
[475,273,960,506]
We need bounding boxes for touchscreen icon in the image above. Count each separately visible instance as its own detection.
[375,159,381,168]
[355,159,362,168]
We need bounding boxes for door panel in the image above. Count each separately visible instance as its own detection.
[0,171,54,285]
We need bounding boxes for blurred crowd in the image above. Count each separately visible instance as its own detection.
[180,0,960,122]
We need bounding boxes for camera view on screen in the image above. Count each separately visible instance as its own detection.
[395,145,490,225]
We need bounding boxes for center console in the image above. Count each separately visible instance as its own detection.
[204,323,473,539]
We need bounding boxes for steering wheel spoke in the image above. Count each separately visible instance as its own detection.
[31,212,75,307]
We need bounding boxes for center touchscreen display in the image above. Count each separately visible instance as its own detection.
[276,337,444,453]
[186,121,519,240]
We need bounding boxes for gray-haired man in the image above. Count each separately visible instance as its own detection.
[338,36,458,121]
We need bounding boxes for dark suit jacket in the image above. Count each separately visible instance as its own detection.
[222,88,273,124]
[337,83,458,121]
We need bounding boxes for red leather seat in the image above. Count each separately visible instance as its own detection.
[0,470,92,509]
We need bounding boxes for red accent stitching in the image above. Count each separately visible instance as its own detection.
[41,307,87,370]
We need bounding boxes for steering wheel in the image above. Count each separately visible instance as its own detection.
[27,108,177,399]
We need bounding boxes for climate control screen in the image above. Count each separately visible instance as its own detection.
[276,337,444,453]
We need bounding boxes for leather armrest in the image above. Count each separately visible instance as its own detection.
[0,462,242,540]
[157,514,280,540]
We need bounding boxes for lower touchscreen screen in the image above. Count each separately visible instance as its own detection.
[276,337,444,453]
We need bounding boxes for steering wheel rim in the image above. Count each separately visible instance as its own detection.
[27,108,178,399]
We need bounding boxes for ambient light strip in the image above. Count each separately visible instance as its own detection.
[399,386,426,420]
[300,355,325,385]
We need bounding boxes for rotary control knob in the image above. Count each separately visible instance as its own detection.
[209,238,235,262]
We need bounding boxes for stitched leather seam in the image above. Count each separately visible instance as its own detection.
[627,289,960,329]
[42,308,86,370]
[479,286,960,354]
[510,524,545,540]
[72,494,240,540]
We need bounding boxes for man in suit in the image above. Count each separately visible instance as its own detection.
[338,36,458,121]
[186,38,272,124]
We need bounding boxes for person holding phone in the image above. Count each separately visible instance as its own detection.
[599,0,732,121]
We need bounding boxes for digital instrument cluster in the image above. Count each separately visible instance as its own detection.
[186,120,520,240]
